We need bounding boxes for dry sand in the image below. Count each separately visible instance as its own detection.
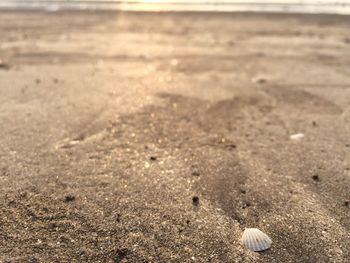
[0,10,349,263]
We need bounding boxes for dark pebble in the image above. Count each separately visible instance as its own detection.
[116,213,121,223]
[64,195,76,202]
[344,201,349,207]
[242,202,251,209]
[312,175,320,182]
[192,196,200,206]
[227,144,237,150]
[240,189,246,194]
[192,170,200,176]
[150,156,157,161]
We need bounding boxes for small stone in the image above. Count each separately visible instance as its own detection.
[116,214,121,223]
[240,189,246,194]
[242,202,251,209]
[64,195,75,202]
[312,175,320,182]
[192,170,200,177]
[192,196,199,206]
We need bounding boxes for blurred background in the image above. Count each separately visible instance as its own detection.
[1,0,350,14]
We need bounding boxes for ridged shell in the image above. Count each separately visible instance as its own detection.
[241,228,272,252]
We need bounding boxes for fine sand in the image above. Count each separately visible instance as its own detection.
[0,10,349,263]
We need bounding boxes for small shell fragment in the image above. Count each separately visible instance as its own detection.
[290,133,304,140]
[241,228,272,252]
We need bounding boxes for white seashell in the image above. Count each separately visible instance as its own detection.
[290,133,304,140]
[241,228,272,252]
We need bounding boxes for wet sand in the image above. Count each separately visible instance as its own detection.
[0,10,349,262]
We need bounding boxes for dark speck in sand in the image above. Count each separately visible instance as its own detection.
[186,220,190,225]
[345,144,350,148]
[192,196,200,206]
[113,248,128,263]
[116,214,121,223]
[150,156,157,161]
[242,202,251,209]
[0,60,10,70]
[192,170,200,176]
[64,195,76,203]
[344,201,349,207]
[312,121,317,127]
[227,144,237,150]
[240,189,246,194]
[312,175,320,182]
[35,79,41,84]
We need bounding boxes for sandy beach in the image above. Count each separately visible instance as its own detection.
[0,10,349,262]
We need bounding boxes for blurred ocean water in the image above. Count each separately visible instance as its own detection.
[1,0,350,14]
